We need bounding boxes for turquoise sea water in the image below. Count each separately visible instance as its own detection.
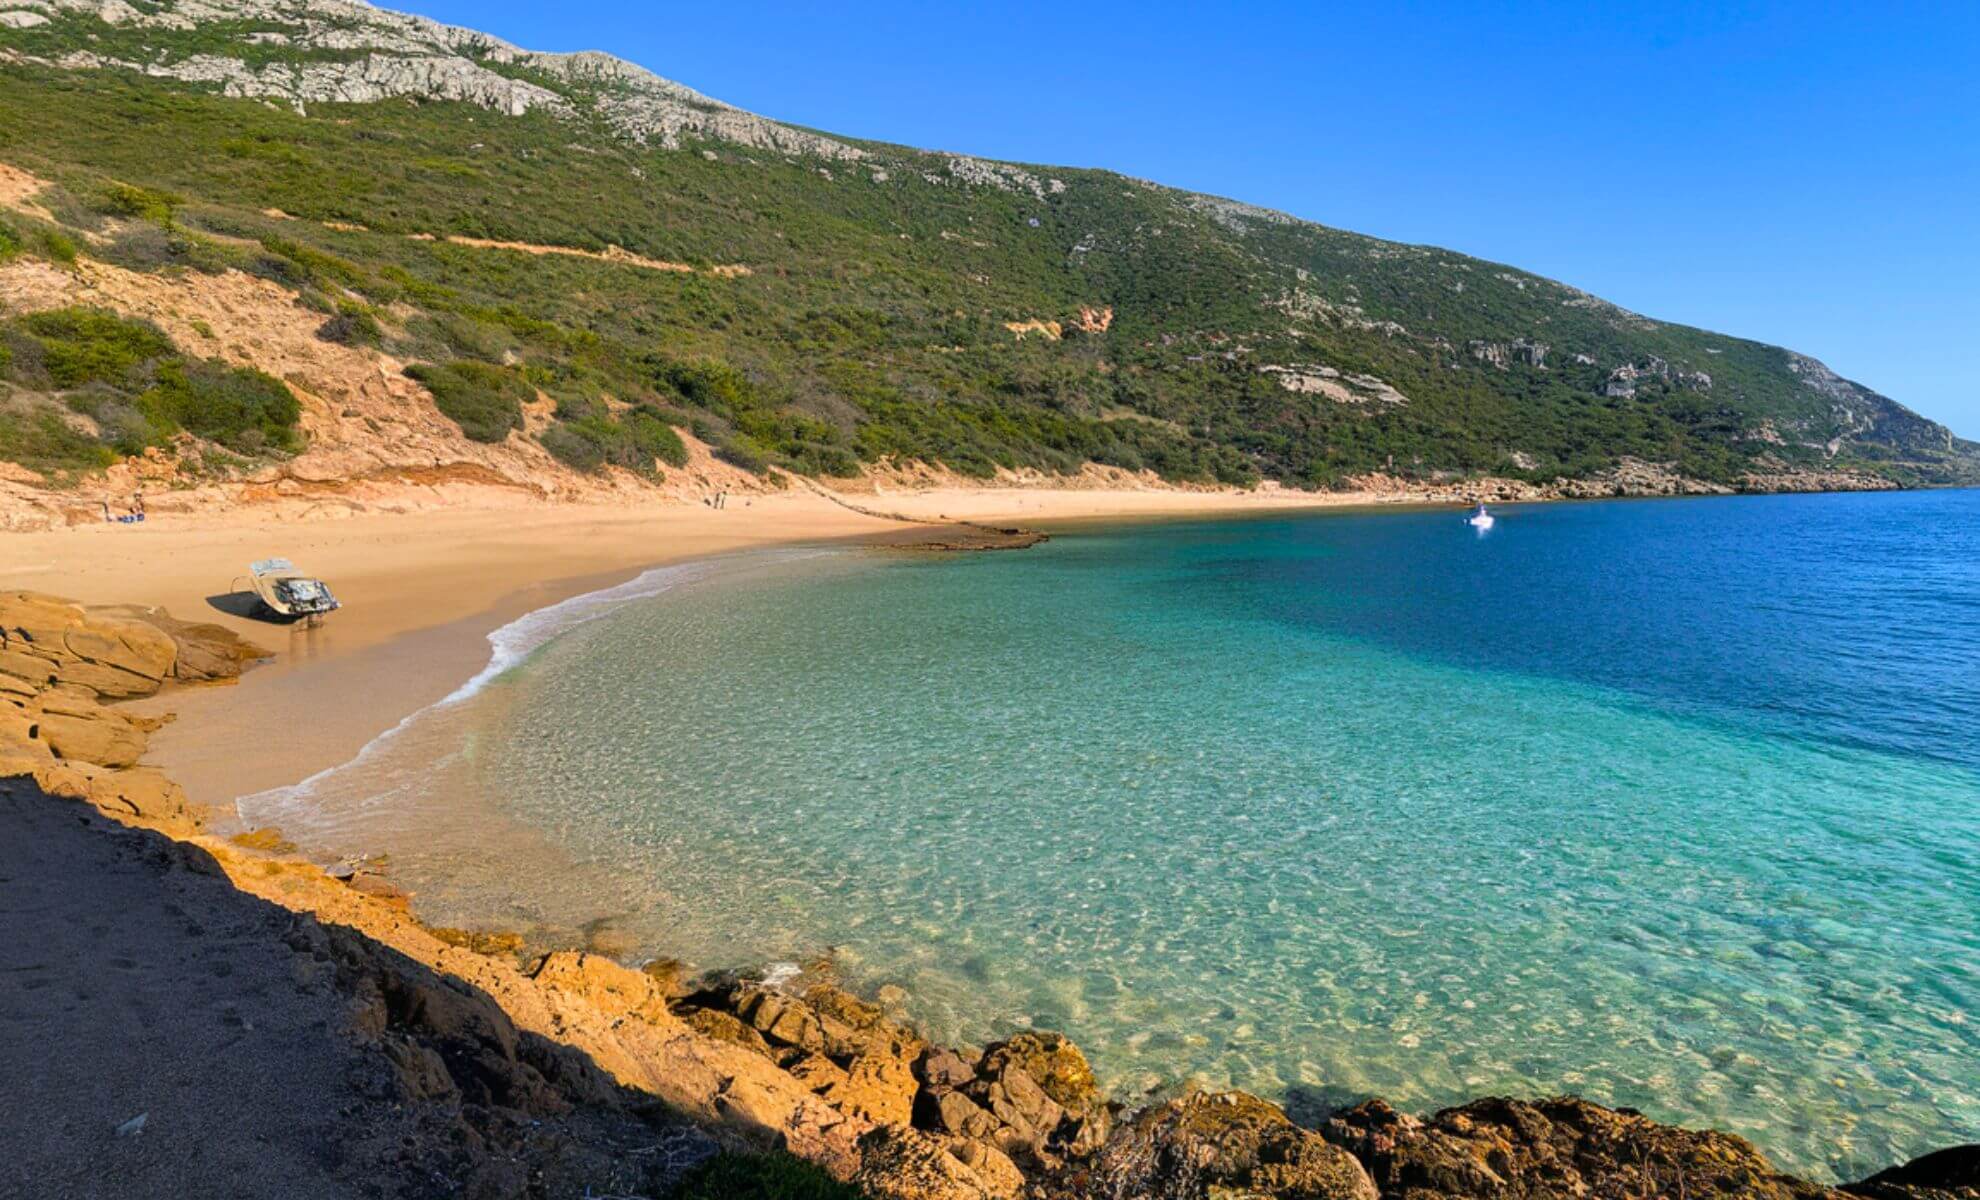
[256,490,1980,1179]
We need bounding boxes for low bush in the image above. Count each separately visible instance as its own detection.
[34,227,79,265]
[712,435,769,474]
[317,303,382,347]
[537,421,605,471]
[259,235,364,289]
[406,360,529,442]
[426,311,519,362]
[540,404,687,476]
[16,308,174,388]
[0,405,117,475]
[625,405,689,467]
[96,181,180,222]
[4,306,302,458]
[657,358,756,415]
[63,387,174,455]
[97,223,197,272]
[138,359,301,452]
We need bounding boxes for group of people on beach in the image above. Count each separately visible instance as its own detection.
[100,493,146,524]
[708,491,730,510]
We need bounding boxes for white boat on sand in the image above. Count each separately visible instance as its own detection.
[240,558,341,623]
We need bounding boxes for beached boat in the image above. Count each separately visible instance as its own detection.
[243,558,340,623]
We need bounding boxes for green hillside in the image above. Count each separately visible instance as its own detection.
[1,0,1973,491]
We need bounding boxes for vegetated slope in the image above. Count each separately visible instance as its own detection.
[1,0,1973,496]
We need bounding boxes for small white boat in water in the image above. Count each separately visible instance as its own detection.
[1467,503,1495,530]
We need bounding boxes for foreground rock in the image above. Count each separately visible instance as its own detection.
[0,590,265,834]
[1064,1090,1376,1200]
[0,776,728,1200]
[1322,1096,1833,1200]
[0,590,264,697]
[1846,1146,1980,1200]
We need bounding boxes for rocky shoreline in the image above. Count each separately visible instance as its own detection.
[2,590,1972,1199]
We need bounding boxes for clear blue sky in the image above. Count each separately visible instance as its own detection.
[402,1,1978,435]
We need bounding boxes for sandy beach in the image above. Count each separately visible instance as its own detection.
[5,484,1404,812]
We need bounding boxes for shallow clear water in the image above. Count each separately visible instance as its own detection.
[255,490,1980,1179]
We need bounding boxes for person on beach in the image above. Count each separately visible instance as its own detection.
[101,498,145,524]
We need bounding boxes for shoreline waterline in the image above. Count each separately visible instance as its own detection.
[231,557,726,825]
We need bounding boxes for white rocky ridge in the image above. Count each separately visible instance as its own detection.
[3,0,1380,223]
[1260,364,1410,406]
[14,0,872,158]
[129,50,570,116]
[1189,193,1301,233]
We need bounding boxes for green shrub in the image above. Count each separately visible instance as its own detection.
[97,181,180,222]
[427,312,518,362]
[626,405,689,467]
[63,387,174,455]
[0,407,117,474]
[317,303,382,347]
[17,308,173,388]
[664,1152,866,1200]
[406,360,529,442]
[781,440,861,477]
[540,405,687,476]
[259,235,364,289]
[98,223,198,272]
[138,359,301,452]
[539,421,607,471]
[0,219,20,262]
[245,250,306,287]
[712,436,769,474]
[33,227,80,265]
[657,358,758,416]
[222,135,311,166]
